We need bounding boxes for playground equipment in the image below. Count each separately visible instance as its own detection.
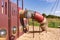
[0,0,59,40]
[19,10,46,38]
[0,0,24,40]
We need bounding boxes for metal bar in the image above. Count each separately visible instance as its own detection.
[27,10,29,32]
[32,14,34,38]
[21,0,25,32]
[8,0,11,40]
[33,20,34,38]
[39,25,40,34]
[22,0,23,9]
[17,0,19,37]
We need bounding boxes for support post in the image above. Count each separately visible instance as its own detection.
[8,0,11,40]
[17,0,19,37]
[22,0,23,9]
[39,25,40,34]
[32,14,34,38]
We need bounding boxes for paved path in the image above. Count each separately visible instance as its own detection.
[16,26,60,40]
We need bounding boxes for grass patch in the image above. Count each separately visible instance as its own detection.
[48,22,60,28]
[48,18,60,28]
[28,18,60,28]
[29,20,40,26]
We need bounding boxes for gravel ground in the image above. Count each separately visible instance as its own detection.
[16,26,60,40]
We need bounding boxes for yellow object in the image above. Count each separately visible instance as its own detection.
[19,10,25,18]
[19,10,25,14]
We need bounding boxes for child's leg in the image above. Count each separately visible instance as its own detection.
[40,23,48,32]
[40,18,48,32]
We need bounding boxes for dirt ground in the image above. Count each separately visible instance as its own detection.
[16,26,60,40]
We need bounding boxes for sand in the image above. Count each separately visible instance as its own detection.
[17,26,60,40]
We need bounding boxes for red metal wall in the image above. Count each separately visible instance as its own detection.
[0,0,23,40]
[10,2,23,40]
[0,0,9,40]
[10,2,18,40]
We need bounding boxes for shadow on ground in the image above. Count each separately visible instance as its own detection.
[29,31,42,33]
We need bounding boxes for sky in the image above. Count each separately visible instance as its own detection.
[11,0,60,16]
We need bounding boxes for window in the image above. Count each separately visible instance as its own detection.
[12,8,14,15]
[12,7,17,16]
[12,26,17,34]
[2,0,4,7]
[2,0,4,14]
[5,2,7,15]
[12,8,15,16]
[0,29,7,37]
[2,8,3,14]
[14,8,16,13]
